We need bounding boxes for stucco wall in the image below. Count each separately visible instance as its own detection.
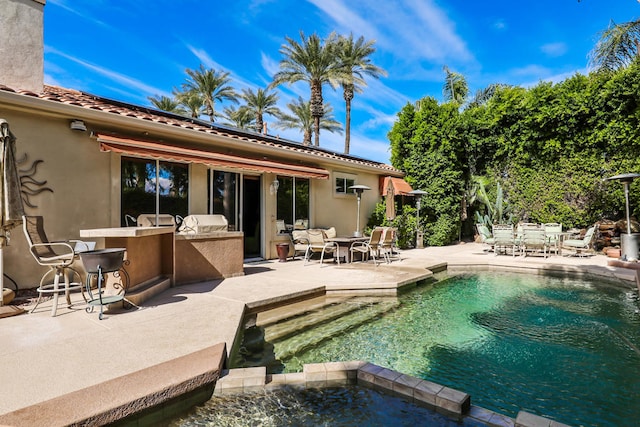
[4,111,113,289]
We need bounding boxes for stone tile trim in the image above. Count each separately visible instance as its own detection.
[214,361,571,426]
[0,343,226,427]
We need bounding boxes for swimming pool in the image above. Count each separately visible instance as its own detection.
[168,385,478,426]
[232,271,640,426]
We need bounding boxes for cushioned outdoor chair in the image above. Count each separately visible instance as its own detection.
[561,224,599,257]
[22,215,86,316]
[304,228,339,266]
[476,224,495,251]
[350,227,384,265]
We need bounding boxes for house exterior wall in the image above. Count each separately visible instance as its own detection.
[3,111,113,289]
[2,105,390,290]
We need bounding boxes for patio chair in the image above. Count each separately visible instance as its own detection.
[561,224,599,257]
[476,224,495,251]
[379,227,400,263]
[543,223,562,255]
[350,227,384,266]
[521,225,548,258]
[22,215,86,316]
[291,230,310,260]
[304,228,339,266]
[493,224,516,257]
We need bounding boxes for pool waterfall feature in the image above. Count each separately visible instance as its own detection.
[228,271,640,427]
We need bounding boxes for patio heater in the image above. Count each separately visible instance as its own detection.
[604,173,640,261]
[349,185,370,237]
[409,189,428,249]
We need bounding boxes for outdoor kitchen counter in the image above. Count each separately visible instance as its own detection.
[79,226,175,293]
[174,231,244,284]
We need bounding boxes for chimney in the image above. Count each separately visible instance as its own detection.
[0,0,45,93]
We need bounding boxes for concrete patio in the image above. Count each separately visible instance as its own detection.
[0,243,635,425]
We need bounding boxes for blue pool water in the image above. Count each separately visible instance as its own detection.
[168,385,479,426]
[234,272,640,426]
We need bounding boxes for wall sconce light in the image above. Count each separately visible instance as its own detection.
[270,177,280,195]
[69,119,87,132]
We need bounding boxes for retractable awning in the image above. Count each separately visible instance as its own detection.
[381,176,413,196]
[95,133,330,179]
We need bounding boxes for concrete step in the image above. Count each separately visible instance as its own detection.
[272,299,400,360]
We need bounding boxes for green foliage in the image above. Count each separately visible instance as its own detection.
[388,62,640,241]
[365,201,417,249]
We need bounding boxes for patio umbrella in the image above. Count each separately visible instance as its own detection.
[0,119,25,306]
[385,178,396,221]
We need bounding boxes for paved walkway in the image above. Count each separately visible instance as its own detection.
[0,243,635,418]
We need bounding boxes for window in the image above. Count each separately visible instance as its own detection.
[334,172,356,195]
[207,170,238,231]
[121,157,188,226]
[276,176,309,230]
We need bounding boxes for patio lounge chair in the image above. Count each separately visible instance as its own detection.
[476,224,495,251]
[304,228,339,266]
[521,225,548,258]
[350,227,384,265]
[561,224,599,257]
[493,224,516,257]
[22,215,86,316]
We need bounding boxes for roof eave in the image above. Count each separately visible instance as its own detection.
[0,88,403,177]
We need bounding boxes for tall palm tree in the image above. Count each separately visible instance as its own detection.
[336,34,387,154]
[274,97,342,146]
[467,83,509,108]
[148,95,184,114]
[175,89,204,119]
[271,31,345,147]
[442,65,469,106]
[221,105,254,129]
[241,87,282,134]
[589,19,640,71]
[183,64,238,122]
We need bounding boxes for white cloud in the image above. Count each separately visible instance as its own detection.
[305,0,474,65]
[46,47,170,97]
[493,19,507,31]
[541,42,568,58]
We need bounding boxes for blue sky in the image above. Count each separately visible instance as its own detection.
[44,0,639,164]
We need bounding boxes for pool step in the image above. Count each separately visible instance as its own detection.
[256,295,353,328]
[263,301,367,342]
[272,300,400,360]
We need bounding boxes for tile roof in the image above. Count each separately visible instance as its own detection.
[0,84,401,175]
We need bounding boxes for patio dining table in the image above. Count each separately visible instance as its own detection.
[325,236,369,263]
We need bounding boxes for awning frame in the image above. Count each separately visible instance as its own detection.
[94,133,330,180]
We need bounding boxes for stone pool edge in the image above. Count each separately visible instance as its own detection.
[214,361,571,427]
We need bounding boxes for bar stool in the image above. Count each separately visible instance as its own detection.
[22,215,85,316]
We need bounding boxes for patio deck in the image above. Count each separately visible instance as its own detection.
[0,243,634,425]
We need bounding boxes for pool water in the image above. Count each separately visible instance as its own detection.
[233,272,640,427]
[167,385,479,427]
